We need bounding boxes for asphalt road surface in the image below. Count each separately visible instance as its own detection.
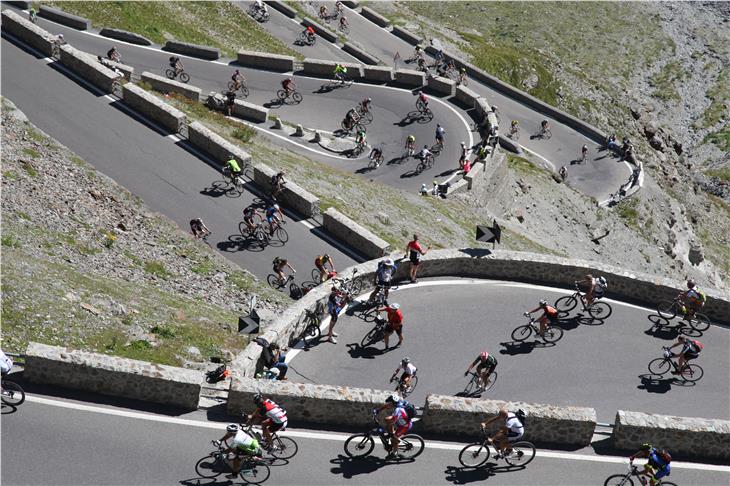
[287,279,730,423]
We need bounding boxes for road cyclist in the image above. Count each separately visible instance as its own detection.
[245,393,288,452]
[241,204,262,235]
[107,46,121,63]
[224,157,244,187]
[355,129,367,153]
[334,63,348,84]
[272,256,295,287]
[301,25,316,45]
[216,424,264,479]
[230,69,247,92]
[264,202,284,236]
[509,120,520,140]
[677,278,706,320]
[168,56,184,77]
[415,91,430,114]
[434,123,446,148]
[524,299,559,339]
[190,218,211,240]
[368,145,384,168]
[405,234,429,283]
[377,302,404,349]
[281,78,297,100]
[367,258,397,305]
[343,106,361,132]
[578,274,608,307]
[480,408,526,459]
[314,253,336,283]
[389,356,416,395]
[404,134,416,158]
[667,335,703,376]
[628,443,672,486]
[581,144,589,163]
[374,394,416,459]
[338,15,349,34]
[465,351,497,392]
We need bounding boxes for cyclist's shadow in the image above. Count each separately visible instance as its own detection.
[178,477,226,486]
[345,342,387,360]
[498,340,555,355]
[444,463,525,484]
[637,374,674,394]
[330,454,414,479]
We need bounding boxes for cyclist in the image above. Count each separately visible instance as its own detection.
[339,15,349,30]
[559,165,568,181]
[416,91,429,111]
[678,278,705,319]
[190,218,211,239]
[405,135,416,154]
[368,258,397,304]
[540,119,550,134]
[281,78,296,97]
[435,124,445,147]
[465,351,497,391]
[390,356,416,391]
[334,63,348,83]
[270,170,286,199]
[344,107,360,130]
[242,204,261,234]
[326,285,349,344]
[231,69,246,90]
[272,256,295,286]
[405,234,428,283]
[458,141,469,166]
[524,299,558,338]
[480,409,524,458]
[668,335,702,374]
[314,253,336,282]
[225,157,242,180]
[369,145,383,166]
[335,1,344,15]
[378,302,404,349]
[319,5,328,19]
[578,274,607,307]
[581,144,589,162]
[376,394,412,459]
[218,424,263,479]
[355,129,367,147]
[169,56,183,76]
[419,144,433,163]
[28,7,37,23]
[629,443,671,486]
[107,46,121,62]
[254,0,267,14]
[246,393,288,449]
[225,89,237,116]
[359,97,372,113]
[509,120,519,136]
[265,202,284,236]
[0,348,13,376]
[458,67,467,84]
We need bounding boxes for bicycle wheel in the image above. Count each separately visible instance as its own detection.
[305,321,321,341]
[346,279,362,297]
[368,157,379,169]
[340,25,349,35]
[504,441,536,467]
[269,436,298,459]
[656,300,677,319]
[463,374,478,395]
[554,295,578,313]
[588,301,613,319]
[195,454,223,478]
[360,327,383,348]
[544,129,552,139]
[239,460,270,484]
[416,99,426,112]
[482,371,498,392]
[398,434,425,459]
[276,89,287,101]
[254,226,269,245]
[401,375,418,397]
[679,363,704,382]
[648,358,671,375]
[459,442,491,468]
[344,433,374,458]
[267,274,283,289]
[603,474,634,486]
[542,326,563,343]
[275,226,289,244]
[165,68,176,80]
[511,325,533,342]
[1,380,25,406]
[179,72,190,83]
[311,268,322,283]
[689,313,711,332]
[239,221,250,237]
[361,110,373,123]
[416,161,427,174]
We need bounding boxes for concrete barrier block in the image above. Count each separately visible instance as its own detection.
[99,27,152,46]
[302,17,338,43]
[122,83,187,133]
[24,342,203,409]
[5,1,30,9]
[303,58,363,79]
[362,65,394,83]
[323,208,389,259]
[104,59,134,81]
[237,49,295,72]
[428,75,456,96]
[1,9,55,57]
[360,6,390,27]
[487,113,499,132]
[475,98,491,118]
[164,40,219,60]
[455,85,481,109]
[253,163,320,218]
[342,42,380,65]
[265,0,297,18]
[341,1,359,7]
[38,5,90,30]
[498,135,522,154]
[391,25,422,46]
[613,410,730,460]
[464,162,482,190]
[59,44,122,93]
[232,99,269,123]
[394,68,425,87]
[141,71,202,102]
[187,121,252,168]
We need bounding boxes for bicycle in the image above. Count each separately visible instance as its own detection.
[648,346,704,382]
[239,424,298,460]
[511,313,564,343]
[416,153,434,173]
[352,137,367,157]
[338,22,350,35]
[457,72,469,86]
[165,68,190,83]
[341,119,364,135]
[391,372,418,398]
[344,411,424,460]
[247,3,270,22]
[293,307,322,346]
[360,313,388,348]
[368,149,384,169]
[536,126,552,139]
[656,298,711,332]
[415,98,430,114]
[554,283,613,319]
[267,273,294,290]
[509,125,520,141]
[194,440,270,484]
[239,221,268,245]
[364,284,388,310]
[463,370,498,396]
[222,167,245,196]
[356,104,373,124]
[458,434,536,468]
[276,89,303,104]
[603,463,678,486]
[264,219,289,244]
[227,80,250,98]
[1,377,26,406]
[332,268,362,296]
[334,73,353,87]
[298,31,317,46]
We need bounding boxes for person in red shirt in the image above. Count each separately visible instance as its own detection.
[377,302,404,349]
[405,234,429,283]
[525,300,558,338]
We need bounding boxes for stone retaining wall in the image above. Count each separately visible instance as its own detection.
[1,9,56,57]
[59,44,121,93]
[391,25,422,45]
[322,208,390,259]
[427,75,456,96]
[359,6,390,27]
[163,40,219,60]
[454,85,481,109]
[237,50,295,72]
[141,71,201,102]
[265,0,297,18]
[24,342,203,409]
[187,121,252,169]
[303,58,363,79]
[394,68,425,87]
[342,42,380,65]
[122,83,187,133]
[612,410,730,460]
[105,59,134,81]
[38,5,89,30]
[362,65,394,83]
[99,28,152,46]
[232,99,269,123]
[253,163,320,218]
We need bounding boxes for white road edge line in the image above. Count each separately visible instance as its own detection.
[24,396,728,472]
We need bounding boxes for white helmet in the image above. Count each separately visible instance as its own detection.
[386,393,400,403]
[226,424,238,433]
[389,303,400,310]
[383,258,394,266]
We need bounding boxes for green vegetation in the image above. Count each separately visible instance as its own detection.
[705,167,730,182]
[700,68,729,128]
[143,260,171,279]
[649,61,687,101]
[704,128,730,152]
[48,1,299,58]
[615,196,640,230]
[21,148,40,159]
[2,234,21,248]
[507,154,551,177]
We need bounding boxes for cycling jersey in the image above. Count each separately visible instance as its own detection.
[543,306,558,319]
[476,354,497,371]
[243,207,256,219]
[592,278,606,296]
[226,159,241,174]
[392,407,411,428]
[0,350,13,375]
[505,412,524,433]
[306,26,315,35]
[395,362,417,376]
[376,263,395,283]
[334,65,347,74]
[232,430,259,454]
[647,449,671,477]
[315,255,328,267]
[435,127,445,139]
[257,399,287,425]
[420,149,431,159]
[407,239,424,263]
[385,307,403,326]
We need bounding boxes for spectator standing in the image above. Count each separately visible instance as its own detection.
[405,234,429,283]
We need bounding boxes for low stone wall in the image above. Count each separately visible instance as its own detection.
[475,98,491,118]
[237,50,295,72]
[464,162,481,190]
[612,410,730,460]
[187,121,252,169]
[322,208,390,259]
[301,17,338,43]
[5,1,30,9]
[122,83,187,133]
[362,65,394,83]
[99,28,152,46]
[59,44,121,93]
[265,0,297,18]
[423,395,596,446]
[38,5,90,30]
[163,40,219,60]
[394,68,425,87]
[105,59,134,81]
[1,9,56,57]
[359,6,390,27]
[303,58,363,79]
[427,75,456,96]
[341,1,359,8]
[253,163,320,218]
[24,342,203,409]
[455,85,481,109]
[499,135,521,154]
[232,99,269,123]
[342,42,380,65]
[391,25,422,46]
[141,71,201,102]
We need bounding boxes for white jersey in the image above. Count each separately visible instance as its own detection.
[232,429,256,449]
[397,362,417,376]
[0,350,13,374]
[505,412,524,433]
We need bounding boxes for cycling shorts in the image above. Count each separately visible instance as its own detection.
[376,280,392,289]
[435,133,444,140]
[684,352,699,361]
[395,421,412,437]
[266,215,278,224]
[263,418,286,432]
[646,464,670,480]
[506,430,523,442]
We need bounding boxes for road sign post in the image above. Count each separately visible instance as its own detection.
[476,220,501,249]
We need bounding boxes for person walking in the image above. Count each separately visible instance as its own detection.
[405,234,429,283]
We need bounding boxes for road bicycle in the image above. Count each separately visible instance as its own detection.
[603,463,677,486]
[364,284,389,310]
[344,411,425,460]
[165,68,190,83]
[391,372,418,398]
[239,221,268,245]
[415,98,431,115]
[536,126,552,139]
[1,377,25,406]
[263,219,289,244]
[239,424,298,460]
[297,31,317,46]
[554,283,613,319]
[458,434,536,468]
[332,268,362,296]
[338,22,350,35]
[267,273,294,290]
[457,72,469,86]
[416,153,434,173]
[356,104,373,123]
[463,370,498,396]
[656,297,711,332]
[360,313,387,348]
[352,137,367,157]
[277,89,303,104]
[221,167,245,196]
[194,440,270,484]
[341,119,364,135]
[509,125,520,141]
[227,80,250,98]
[333,72,353,87]
[648,347,704,382]
[247,3,270,22]
[511,314,564,343]
[368,149,384,169]
[292,307,323,347]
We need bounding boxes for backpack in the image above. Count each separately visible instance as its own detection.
[398,399,417,420]
[272,256,283,266]
[691,340,704,352]
[205,364,229,384]
[514,408,527,425]
[698,290,707,303]
[658,450,672,465]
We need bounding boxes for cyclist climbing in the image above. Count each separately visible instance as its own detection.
[281,78,296,97]
[480,409,525,458]
[334,63,348,83]
[435,124,446,147]
[375,394,412,459]
[524,299,558,338]
[303,25,316,44]
[581,144,589,163]
[231,69,246,90]
[314,253,336,282]
[419,145,433,162]
[242,204,261,234]
[225,157,242,179]
[677,279,705,319]
[416,91,429,112]
[344,106,360,131]
[378,302,404,349]
[190,218,210,239]
[218,424,263,479]
[667,335,703,375]
[578,274,607,307]
[339,15,349,30]
[272,256,295,286]
[246,393,288,449]
[359,97,372,113]
[369,145,383,167]
[465,351,497,390]
[107,46,121,62]
[169,56,183,76]
[355,129,367,147]
[390,357,416,391]
[405,135,416,154]
[629,444,671,486]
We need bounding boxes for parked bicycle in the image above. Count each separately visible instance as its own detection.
[332,268,362,296]
[1,377,25,406]
[165,68,190,83]
[603,463,678,486]
[247,3,270,22]
[293,307,323,347]
[267,273,295,290]
[554,283,613,319]
[239,424,298,460]
[194,440,270,484]
[656,298,711,332]
[364,284,388,310]
[276,89,303,104]
[463,370,498,396]
[511,313,564,343]
[391,370,418,398]
[227,80,250,98]
[344,411,425,459]
[648,346,704,382]
[458,434,536,468]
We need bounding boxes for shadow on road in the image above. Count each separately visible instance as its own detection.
[345,342,388,360]
[330,454,414,479]
[443,463,525,484]
[1,403,19,415]
[637,374,674,394]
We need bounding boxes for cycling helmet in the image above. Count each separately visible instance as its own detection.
[235,69,240,74]
[386,393,400,403]
[460,67,466,73]
[424,144,429,149]
[418,90,423,95]
[58,34,64,40]
[539,299,548,307]
[226,424,239,433]
[433,180,437,185]
[383,258,394,266]
[273,203,280,210]
[253,393,263,404]
[598,276,607,286]
[640,443,653,451]
[323,253,330,260]
[687,279,696,288]
[389,303,400,310]
[366,97,372,102]
[401,357,410,365]
[480,351,488,359]
[461,142,466,146]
